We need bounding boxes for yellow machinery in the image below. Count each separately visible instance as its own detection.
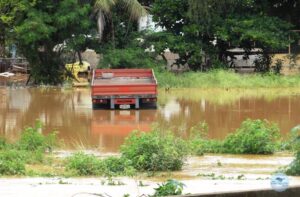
[65,61,91,86]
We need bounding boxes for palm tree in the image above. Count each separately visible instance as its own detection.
[93,0,147,41]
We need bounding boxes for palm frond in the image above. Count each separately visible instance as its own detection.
[121,0,147,20]
[94,0,116,13]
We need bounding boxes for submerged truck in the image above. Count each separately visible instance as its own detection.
[91,69,157,109]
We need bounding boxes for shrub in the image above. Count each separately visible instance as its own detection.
[152,180,185,196]
[286,152,300,176]
[222,119,280,154]
[18,120,57,152]
[66,152,105,176]
[121,131,188,171]
[0,150,26,175]
[102,157,135,176]
[285,125,300,175]
[66,153,135,176]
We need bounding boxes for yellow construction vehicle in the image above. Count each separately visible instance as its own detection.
[65,61,91,86]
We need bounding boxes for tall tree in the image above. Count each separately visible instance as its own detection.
[9,0,94,84]
[93,0,147,42]
[149,0,294,71]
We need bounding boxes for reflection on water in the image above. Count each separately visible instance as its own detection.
[0,87,300,152]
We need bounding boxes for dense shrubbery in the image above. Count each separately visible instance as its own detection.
[0,150,26,175]
[222,119,280,154]
[121,131,188,171]
[0,120,57,176]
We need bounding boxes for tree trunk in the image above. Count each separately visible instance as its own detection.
[77,51,83,65]
[0,24,5,57]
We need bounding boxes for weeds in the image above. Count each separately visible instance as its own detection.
[121,130,188,171]
[152,179,185,196]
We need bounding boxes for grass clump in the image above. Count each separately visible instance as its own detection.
[121,131,188,171]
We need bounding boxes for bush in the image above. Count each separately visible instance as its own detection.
[121,131,188,171]
[222,119,280,154]
[0,150,26,175]
[286,152,300,175]
[18,120,57,152]
[152,180,185,196]
[66,153,135,176]
[285,125,300,175]
[66,152,105,176]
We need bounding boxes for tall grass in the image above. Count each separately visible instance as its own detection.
[155,69,300,88]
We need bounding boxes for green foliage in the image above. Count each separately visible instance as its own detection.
[0,138,7,150]
[8,0,94,84]
[66,152,105,176]
[222,119,280,154]
[0,120,57,176]
[18,120,57,152]
[189,119,281,155]
[66,153,135,176]
[99,46,162,69]
[0,150,26,175]
[121,131,188,171]
[285,125,300,176]
[155,69,300,88]
[152,179,185,196]
[150,0,294,71]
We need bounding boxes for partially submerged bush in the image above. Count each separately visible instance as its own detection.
[222,119,280,154]
[18,120,57,152]
[121,131,188,171]
[0,150,26,175]
[189,119,281,155]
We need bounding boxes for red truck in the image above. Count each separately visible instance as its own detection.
[91,69,158,109]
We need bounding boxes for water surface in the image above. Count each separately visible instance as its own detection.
[1,87,300,152]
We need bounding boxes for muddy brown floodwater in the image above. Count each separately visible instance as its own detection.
[0,87,300,152]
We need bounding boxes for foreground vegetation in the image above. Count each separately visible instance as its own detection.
[1,119,298,178]
[155,69,300,89]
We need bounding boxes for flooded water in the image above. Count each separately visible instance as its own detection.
[1,87,300,152]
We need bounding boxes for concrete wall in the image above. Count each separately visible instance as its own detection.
[178,186,300,197]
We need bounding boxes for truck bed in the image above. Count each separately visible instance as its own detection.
[93,77,155,85]
[91,69,157,97]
